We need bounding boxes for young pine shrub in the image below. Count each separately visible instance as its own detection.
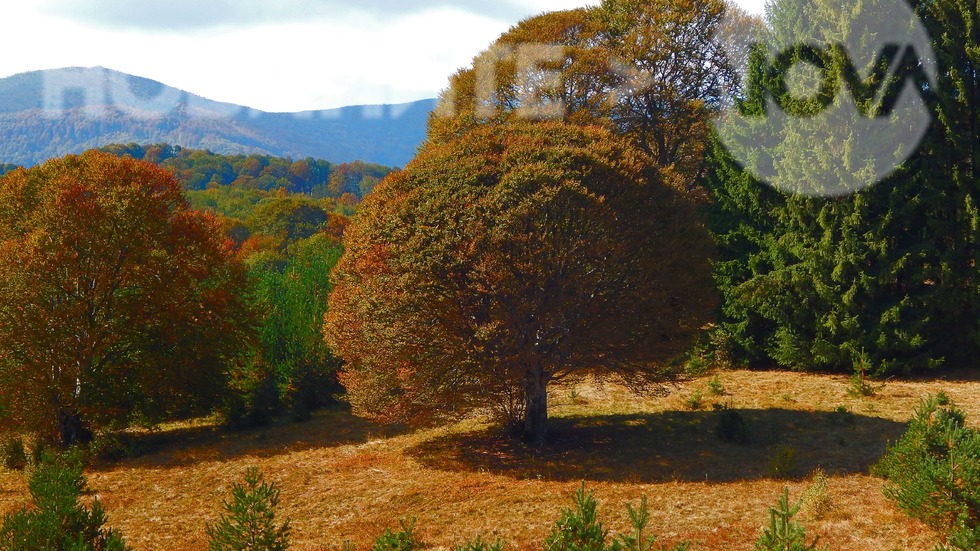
[0,435,26,471]
[206,467,291,551]
[545,484,609,551]
[614,496,689,551]
[707,376,725,396]
[873,393,980,550]
[714,403,750,444]
[799,469,832,521]
[545,485,688,551]
[767,445,798,479]
[371,518,422,551]
[454,535,504,551]
[754,489,825,551]
[0,450,127,550]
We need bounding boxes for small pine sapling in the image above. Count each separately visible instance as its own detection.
[453,534,504,551]
[0,450,127,550]
[545,484,609,551]
[615,495,690,551]
[371,517,422,551]
[754,489,825,551]
[206,467,291,551]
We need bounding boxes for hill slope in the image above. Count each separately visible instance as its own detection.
[0,67,435,167]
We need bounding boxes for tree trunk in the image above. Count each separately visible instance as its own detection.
[524,361,549,446]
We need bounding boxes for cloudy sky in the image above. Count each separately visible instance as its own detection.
[1,0,765,113]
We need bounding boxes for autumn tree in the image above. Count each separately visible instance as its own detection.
[428,0,736,182]
[0,151,256,447]
[324,122,715,445]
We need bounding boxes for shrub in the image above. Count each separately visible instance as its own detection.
[767,445,797,478]
[615,495,689,551]
[715,405,750,444]
[754,489,825,551]
[873,393,980,550]
[0,435,26,471]
[454,534,503,551]
[683,391,703,411]
[87,430,141,464]
[546,484,688,551]
[221,359,282,429]
[206,467,291,551]
[0,450,127,550]
[545,484,609,551]
[799,469,832,520]
[707,376,725,396]
[371,518,422,551]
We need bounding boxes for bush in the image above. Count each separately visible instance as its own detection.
[221,359,283,429]
[707,376,725,396]
[206,467,291,551]
[767,445,797,478]
[715,405,750,444]
[372,518,422,551]
[545,484,688,551]
[0,450,127,550]
[545,484,608,551]
[754,489,825,551]
[873,393,980,550]
[0,435,26,471]
[454,535,504,551]
[86,430,141,464]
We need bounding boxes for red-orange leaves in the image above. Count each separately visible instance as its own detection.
[324,121,716,437]
[0,151,256,446]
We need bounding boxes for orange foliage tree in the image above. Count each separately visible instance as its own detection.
[324,122,715,445]
[0,151,256,446]
[427,0,736,183]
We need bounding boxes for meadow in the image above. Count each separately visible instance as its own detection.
[3,368,976,551]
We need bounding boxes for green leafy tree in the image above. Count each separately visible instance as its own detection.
[206,467,291,551]
[325,122,715,445]
[0,151,257,447]
[0,451,127,551]
[251,234,345,418]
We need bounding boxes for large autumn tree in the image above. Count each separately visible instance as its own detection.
[324,122,715,444]
[0,151,256,446]
[428,0,737,183]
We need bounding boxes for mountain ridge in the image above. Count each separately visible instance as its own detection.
[0,67,436,167]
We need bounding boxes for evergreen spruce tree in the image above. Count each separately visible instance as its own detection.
[0,451,127,551]
[206,468,290,551]
[707,0,978,374]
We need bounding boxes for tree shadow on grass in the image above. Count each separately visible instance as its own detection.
[101,402,403,471]
[407,408,907,483]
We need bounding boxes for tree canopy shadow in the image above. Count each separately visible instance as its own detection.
[407,408,907,483]
[99,402,404,471]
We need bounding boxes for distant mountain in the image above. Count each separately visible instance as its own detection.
[0,67,436,167]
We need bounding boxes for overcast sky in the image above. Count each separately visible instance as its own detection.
[1,0,766,112]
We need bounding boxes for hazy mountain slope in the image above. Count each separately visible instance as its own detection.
[0,67,435,167]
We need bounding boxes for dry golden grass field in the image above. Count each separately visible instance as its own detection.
[3,368,980,550]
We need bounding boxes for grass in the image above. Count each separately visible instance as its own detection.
[2,368,980,550]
